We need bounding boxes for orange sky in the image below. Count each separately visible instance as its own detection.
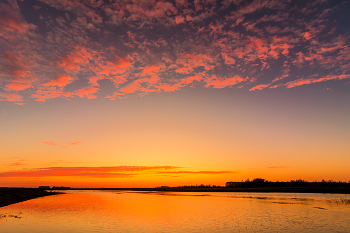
[1,0,350,187]
[1,89,350,187]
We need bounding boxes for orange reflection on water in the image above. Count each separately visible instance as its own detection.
[1,191,350,232]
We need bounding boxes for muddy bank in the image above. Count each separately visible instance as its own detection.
[0,188,64,208]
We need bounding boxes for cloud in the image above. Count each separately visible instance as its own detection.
[8,162,26,166]
[0,166,180,178]
[0,0,349,103]
[58,46,93,72]
[156,170,240,174]
[0,0,36,35]
[32,86,66,102]
[206,75,248,88]
[74,86,99,99]
[42,141,57,146]
[0,93,23,102]
[0,166,238,178]
[69,142,82,146]
[43,75,74,87]
[42,141,82,147]
[285,74,350,89]
[249,84,270,91]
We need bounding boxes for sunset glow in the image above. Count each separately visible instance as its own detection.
[1,0,350,187]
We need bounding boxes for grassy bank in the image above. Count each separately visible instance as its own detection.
[0,188,64,208]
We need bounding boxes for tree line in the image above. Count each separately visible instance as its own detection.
[225,178,350,188]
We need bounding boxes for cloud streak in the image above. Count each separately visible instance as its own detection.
[42,141,82,147]
[0,166,237,178]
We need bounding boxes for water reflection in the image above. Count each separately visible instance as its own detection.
[1,191,350,232]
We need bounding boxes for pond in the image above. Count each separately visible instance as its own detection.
[1,191,350,232]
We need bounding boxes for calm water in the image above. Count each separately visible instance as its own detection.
[1,191,350,232]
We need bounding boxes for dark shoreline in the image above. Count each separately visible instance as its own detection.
[0,188,64,208]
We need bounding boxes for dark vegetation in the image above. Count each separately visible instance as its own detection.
[147,178,350,193]
[225,178,350,188]
[0,188,63,208]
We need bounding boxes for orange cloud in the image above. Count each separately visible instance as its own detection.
[43,75,73,87]
[156,170,239,175]
[157,75,202,92]
[0,166,237,178]
[69,142,82,146]
[105,92,126,100]
[0,166,180,178]
[6,81,31,91]
[0,2,35,35]
[0,93,23,102]
[42,141,82,147]
[206,75,247,88]
[42,141,57,146]
[249,83,270,91]
[285,74,350,88]
[74,86,99,99]
[32,86,65,102]
[90,57,132,87]
[175,15,185,24]
[8,162,26,166]
[176,53,214,74]
[59,46,93,72]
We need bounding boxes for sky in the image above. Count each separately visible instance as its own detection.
[0,0,350,188]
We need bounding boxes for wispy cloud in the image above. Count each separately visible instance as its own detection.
[156,170,239,175]
[42,141,82,148]
[8,162,26,166]
[0,166,237,178]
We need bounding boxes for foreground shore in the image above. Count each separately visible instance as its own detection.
[0,188,64,208]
